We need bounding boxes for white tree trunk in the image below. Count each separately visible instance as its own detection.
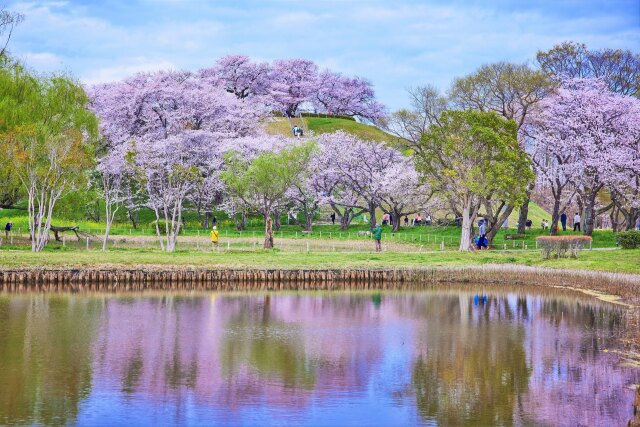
[153,208,165,252]
[459,201,474,251]
[102,201,119,252]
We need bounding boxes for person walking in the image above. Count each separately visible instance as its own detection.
[4,222,12,240]
[330,212,336,225]
[560,211,567,231]
[479,219,486,237]
[210,225,220,250]
[372,223,382,252]
[573,212,581,232]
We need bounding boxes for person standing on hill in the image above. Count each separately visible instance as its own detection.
[210,225,220,250]
[560,211,567,231]
[573,212,581,232]
[372,223,383,252]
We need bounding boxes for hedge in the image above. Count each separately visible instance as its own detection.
[616,230,640,249]
[536,235,592,259]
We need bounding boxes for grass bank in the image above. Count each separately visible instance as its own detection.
[0,248,638,274]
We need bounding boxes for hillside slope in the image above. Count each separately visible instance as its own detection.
[266,117,402,143]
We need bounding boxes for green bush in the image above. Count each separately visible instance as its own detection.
[616,230,640,249]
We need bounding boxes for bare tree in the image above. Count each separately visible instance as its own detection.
[381,85,448,153]
[0,7,23,57]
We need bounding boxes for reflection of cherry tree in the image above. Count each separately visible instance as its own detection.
[521,298,635,426]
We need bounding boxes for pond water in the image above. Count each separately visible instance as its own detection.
[0,287,638,426]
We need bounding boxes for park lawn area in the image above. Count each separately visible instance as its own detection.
[0,248,638,274]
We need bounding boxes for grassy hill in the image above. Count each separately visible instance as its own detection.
[506,202,551,230]
[266,117,402,143]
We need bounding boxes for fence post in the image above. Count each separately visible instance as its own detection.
[590,240,592,250]
[440,240,444,251]
[86,237,89,251]
[227,240,230,250]
[306,241,310,253]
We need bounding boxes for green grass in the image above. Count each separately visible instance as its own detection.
[0,204,619,250]
[266,117,401,143]
[506,201,551,229]
[0,248,638,274]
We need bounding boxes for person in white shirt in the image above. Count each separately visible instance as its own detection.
[573,213,581,232]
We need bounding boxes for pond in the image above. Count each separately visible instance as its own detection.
[0,287,638,426]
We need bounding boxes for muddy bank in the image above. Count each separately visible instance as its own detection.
[1,264,638,302]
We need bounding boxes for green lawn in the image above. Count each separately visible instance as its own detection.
[0,248,638,274]
[266,117,401,143]
[0,204,621,251]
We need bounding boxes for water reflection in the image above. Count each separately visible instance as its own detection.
[0,288,637,426]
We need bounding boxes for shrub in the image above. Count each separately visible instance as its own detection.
[616,230,640,249]
[536,235,592,259]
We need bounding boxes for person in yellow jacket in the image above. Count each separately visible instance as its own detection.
[210,225,219,249]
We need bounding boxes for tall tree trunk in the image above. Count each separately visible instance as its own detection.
[485,203,514,242]
[391,212,401,232]
[549,197,561,236]
[339,210,352,230]
[625,209,639,231]
[517,197,530,234]
[128,209,138,229]
[369,203,377,231]
[459,202,474,251]
[264,216,274,249]
[273,210,282,231]
[304,213,313,232]
[610,206,619,232]
[583,191,598,236]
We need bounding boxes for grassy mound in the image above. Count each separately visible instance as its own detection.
[266,117,401,143]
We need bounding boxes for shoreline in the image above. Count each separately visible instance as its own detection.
[1,264,638,303]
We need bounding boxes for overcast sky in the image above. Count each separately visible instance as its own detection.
[7,0,640,110]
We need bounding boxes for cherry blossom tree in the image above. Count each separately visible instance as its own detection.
[90,70,267,251]
[96,145,133,251]
[528,78,640,235]
[314,131,404,230]
[379,159,434,231]
[199,55,271,100]
[269,59,319,117]
[314,70,386,121]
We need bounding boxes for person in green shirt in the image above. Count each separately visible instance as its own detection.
[372,223,382,252]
